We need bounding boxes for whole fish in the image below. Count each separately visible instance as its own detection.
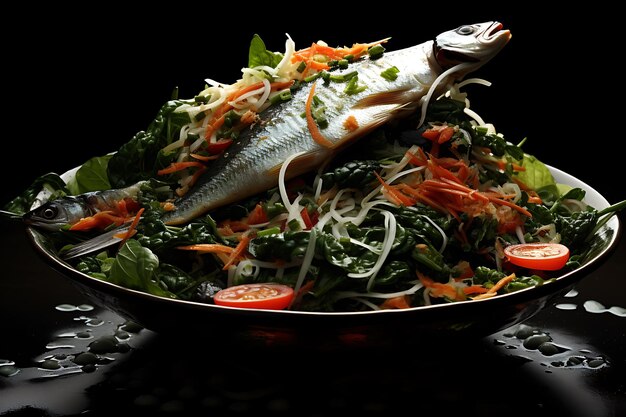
[23,21,510,236]
[162,21,511,225]
[23,181,146,231]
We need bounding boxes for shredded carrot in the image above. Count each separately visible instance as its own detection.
[305,83,334,148]
[380,295,412,309]
[190,153,220,161]
[222,234,251,270]
[472,273,516,300]
[70,211,127,231]
[177,244,235,255]
[117,208,145,248]
[374,172,416,206]
[161,202,176,212]
[343,115,359,132]
[158,161,205,176]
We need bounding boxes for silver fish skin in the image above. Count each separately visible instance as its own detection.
[162,22,511,225]
[23,181,147,231]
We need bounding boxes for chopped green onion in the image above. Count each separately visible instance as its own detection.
[304,72,321,83]
[380,66,400,81]
[287,219,302,231]
[194,95,210,104]
[257,227,282,237]
[344,76,367,95]
[329,71,358,83]
[343,54,354,62]
[270,90,292,105]
[194,111,206,122]
[338,59,349,69]
[312,95,328,129]
[368,45,385,60]
[224,110,241,128]
[296,61,307,73]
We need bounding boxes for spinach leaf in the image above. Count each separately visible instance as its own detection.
[3,173,68,215]
[556,209,598,247]
[107,100,191,188]
[248,34,283,69]
[108,240,175,298]
[248,231,311,262]
[319,160,380,189]
[73,154,112,193]
[472,265,506,285]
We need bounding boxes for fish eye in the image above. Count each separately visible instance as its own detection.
[456,25,475,35]
[42,206,58,220]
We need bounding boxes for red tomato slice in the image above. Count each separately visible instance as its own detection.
[213,283,294,310]
[504,243,570,271]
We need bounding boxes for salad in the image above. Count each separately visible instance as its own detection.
[5,34,624,312]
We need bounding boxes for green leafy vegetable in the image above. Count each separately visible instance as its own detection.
[380,66,400,81]
[72,154,112,194]
[3,173,68,215]
[248,34,283,69]
[108,240,175,298]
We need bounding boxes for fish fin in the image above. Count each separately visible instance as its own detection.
[61,224,130,259]
[266,149,328,178]
[352,88,414,109]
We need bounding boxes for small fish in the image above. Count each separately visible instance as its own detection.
[23,181,146,231]
[162,22,511,225]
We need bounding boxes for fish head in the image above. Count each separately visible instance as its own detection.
[434,21,511,71]
[23,198,86,231]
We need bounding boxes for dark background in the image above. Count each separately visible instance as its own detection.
[0,10,622,206]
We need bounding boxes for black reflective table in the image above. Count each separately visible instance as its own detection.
[1,215,624,417]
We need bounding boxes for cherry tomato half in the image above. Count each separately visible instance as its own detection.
[504,243,570,271]
[213,283,294,310]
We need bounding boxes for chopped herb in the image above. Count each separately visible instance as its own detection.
[344,75,367,95]
[380,66,400,81]
[368,44,386,60]
[270,90,292,105]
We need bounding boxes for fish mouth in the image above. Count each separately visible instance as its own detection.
[479,21,512,43]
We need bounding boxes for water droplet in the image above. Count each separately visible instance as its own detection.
[40,359,61,370]
[587,358,606,368]
[538,342,561,356]
[120,321,143,333]
[564,289,579,298]
[523,334,552,350]
[76,304,94,312]
[88,336,118,354]
[55,304,77,312]
[45,343,75,350]
[0,365,20,377]
[73,352,98,366]
[493,339,506,346]
[81,364,97,373]
[608,306,626,317]
[555,303,577,311]
[583,300,607,313]
[115,330,130,340]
